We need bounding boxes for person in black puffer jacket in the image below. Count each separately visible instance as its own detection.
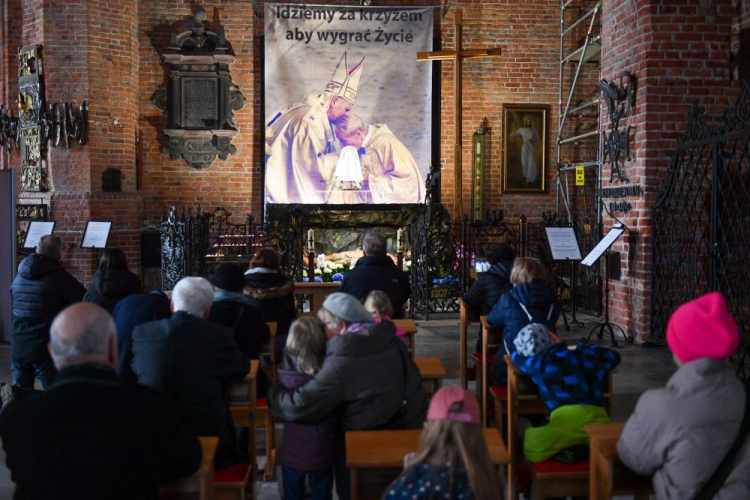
[462,244,516,354]
[338,231,410,318]
[209,262,271,397]
[10,235,86,388]
[83,249,143,312]
[244,246,297,352]
[487,257,560,387]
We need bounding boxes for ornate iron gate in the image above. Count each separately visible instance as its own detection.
[652,88,750,375]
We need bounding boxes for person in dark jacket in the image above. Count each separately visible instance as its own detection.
[244,246,297,351]
[83,248,143,312]
[278,317,336,500]
[462,243,515,353]
[209,262,271,397]
[269,293,427,500]
[10,235,86,389]
[132,277,250,470]
[338,231,410,318]
[111,291,171,385]
[487,257,560,386]
[0,302,201,500]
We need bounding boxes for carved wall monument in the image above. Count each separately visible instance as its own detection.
[18,45,44,191]
[154,10,245,170]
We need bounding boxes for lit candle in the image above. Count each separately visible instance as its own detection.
[307,229,314,253]
[397,228,405,254]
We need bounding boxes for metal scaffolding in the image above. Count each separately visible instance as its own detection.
[556,0,602,224]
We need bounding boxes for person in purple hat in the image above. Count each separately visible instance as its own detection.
[617,292,750,499]
[384,387,503,500]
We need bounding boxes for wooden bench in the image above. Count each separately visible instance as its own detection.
[458,297,480,389]
[160,436,218,500]
[413,356,447,394]
[470,316,503,427]
[506,354,615,500]
[228,359,277,487]
[346,428,508,500]
[585,423,653,500]
[392,318,417,357]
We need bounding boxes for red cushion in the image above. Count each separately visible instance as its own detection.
[470,353,496,363]
[489,385,507,397]
[530,460,589,474]
[257,396,267,409]
[214,463,250,483]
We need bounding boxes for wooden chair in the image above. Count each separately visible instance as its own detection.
[470,316,503,427]
[259,322,278,383]
[458,297,480,389]
[505,354,615,500]
[160,436,219,500]
[585,423,653,500]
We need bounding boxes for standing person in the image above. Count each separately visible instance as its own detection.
[83,248,143,312]
[334,113,424,203]
[339,231,411,318]
[0,303,201,500]
[617,292,750,499]
[383,387,503,500]
[111,291,171,385]
[278,317,336,500]
[10,234,86,389]
[265,52,364,204]
[244,246,297,353]
[512,118,540,185]
[268,293,427,500]
[486,257,559,387]
[132,276,249,470]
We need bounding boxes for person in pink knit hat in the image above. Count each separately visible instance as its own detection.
[616,292,750,499]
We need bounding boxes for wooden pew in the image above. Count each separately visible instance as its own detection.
[346,428,508,500]
[413,356,447,395]
[258,322,278,383]
[585,423,653,500]
[392,319,418,357]
[160,436,219,500]
[294,282,341,313]
[471,316,503,427]
[458,297,481,389]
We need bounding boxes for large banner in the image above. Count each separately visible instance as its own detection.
[264,4,433,205]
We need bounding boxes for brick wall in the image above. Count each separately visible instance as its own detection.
[600,0,735,340]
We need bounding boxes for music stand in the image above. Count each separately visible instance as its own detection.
[544,226,583,330]
[580,224,632,347]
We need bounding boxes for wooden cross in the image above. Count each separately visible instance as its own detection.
[418,9,502,218]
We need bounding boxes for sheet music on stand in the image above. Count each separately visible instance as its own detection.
[81,221,112,249]
[581,225,625,267]
[544,227,582,261]
[23,221,56,249]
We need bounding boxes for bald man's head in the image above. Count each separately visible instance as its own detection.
[49,303,118,370]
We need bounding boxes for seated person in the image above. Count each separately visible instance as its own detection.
[278,317,336,500]
[111,290,171,385]
[83,248,143,312]
[268,293,427,499]
[244,246,296,352]
[0,303,201,500]
[487,257,560,387]
[384,387,503,500]
[132,276,250,470]
[363,290,407,342]
[617,292,750,499]
[209,262,271,397]
[339,231,410,318]
[511,327,620,463]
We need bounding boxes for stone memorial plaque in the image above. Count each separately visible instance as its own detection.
[182,78,218,128]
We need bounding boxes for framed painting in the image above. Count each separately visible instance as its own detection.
[502,104,549,193]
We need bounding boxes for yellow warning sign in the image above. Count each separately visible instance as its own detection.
[575,166,585,186]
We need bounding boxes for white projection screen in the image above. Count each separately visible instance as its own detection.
[264,4,433,205]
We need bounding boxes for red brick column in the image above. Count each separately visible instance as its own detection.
[600,0,734,340]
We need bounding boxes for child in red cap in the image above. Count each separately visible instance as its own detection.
[383,387,503,500]
[617,292,749,499]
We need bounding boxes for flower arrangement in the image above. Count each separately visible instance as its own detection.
[302,256,351,283]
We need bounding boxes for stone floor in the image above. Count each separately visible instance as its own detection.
[0,313,674,499]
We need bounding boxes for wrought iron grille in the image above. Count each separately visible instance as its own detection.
[652,85,750,377]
